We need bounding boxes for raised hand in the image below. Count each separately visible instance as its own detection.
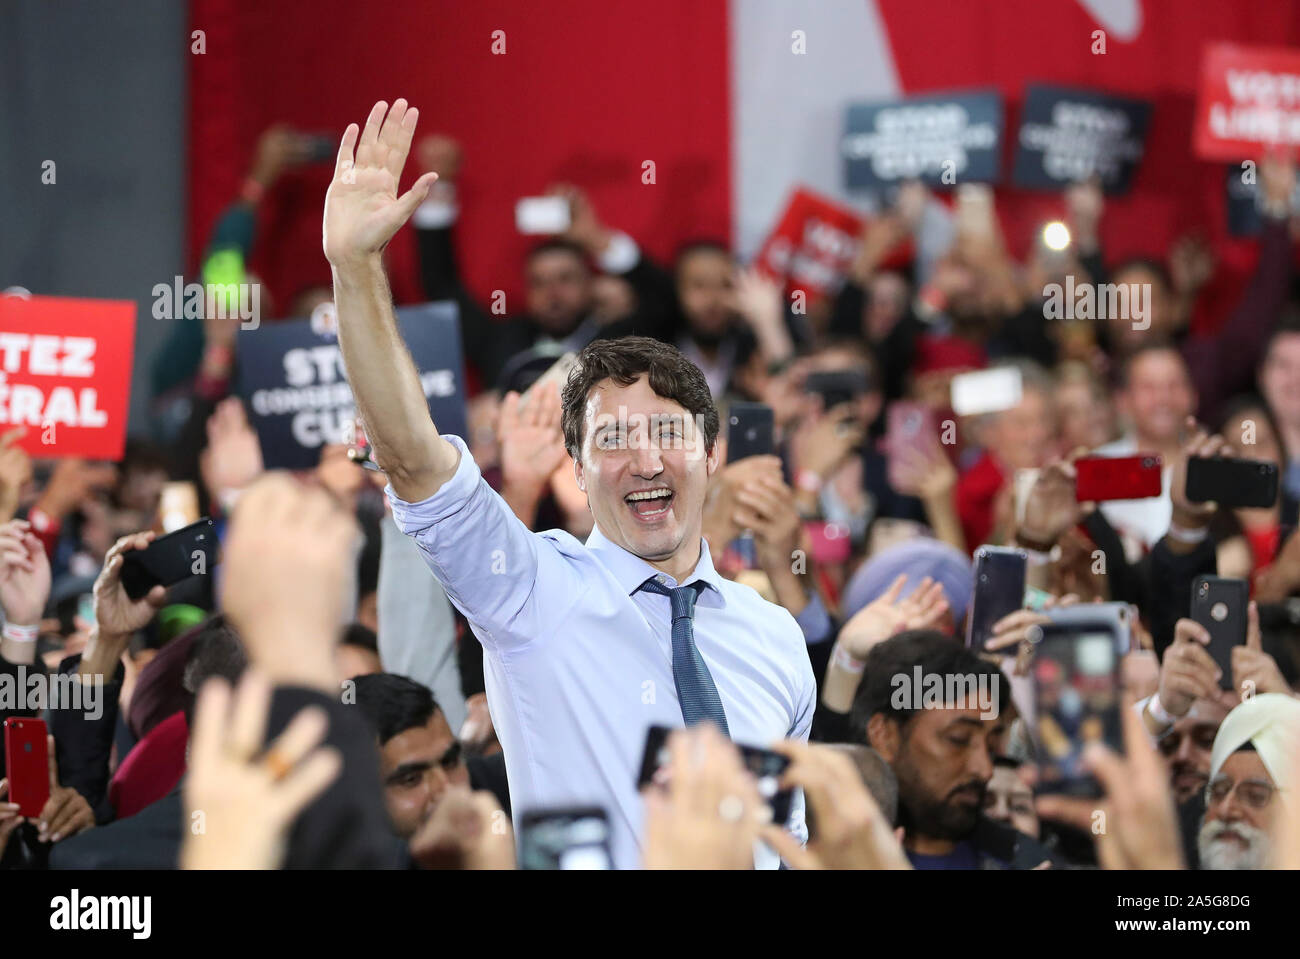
[33,735,93,844]
[837,574,949,661]
[642,724,764,870]
[409,787,515,870]
[221,473,361,692]
[1169,418,1230,530]
[0,427,31,523]
[760,741,910,870]
[182,671,340,870]
[498,381,568,508]
[1231,601,1291,699]
[1158,618,1224,719]
[200,397,264,506]
[323,99,438,267]
[1017,460,1083,548]
[0,519,50,627]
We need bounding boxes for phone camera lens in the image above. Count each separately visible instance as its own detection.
[979,574,988,584]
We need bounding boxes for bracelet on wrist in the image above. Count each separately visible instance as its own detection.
[1148,691,1178,728]
[831,643,865,675]
[1167,520,1208,544]
[2,622,38,643]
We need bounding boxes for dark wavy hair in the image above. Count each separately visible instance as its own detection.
[560,335,720,459]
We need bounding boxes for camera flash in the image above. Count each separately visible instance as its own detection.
[1042,221,1071,251]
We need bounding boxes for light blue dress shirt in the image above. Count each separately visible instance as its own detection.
[387,435,817,869]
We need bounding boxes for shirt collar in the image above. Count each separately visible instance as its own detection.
[584,523,726,607]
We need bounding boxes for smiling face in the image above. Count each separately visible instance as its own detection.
[574,375,719,575]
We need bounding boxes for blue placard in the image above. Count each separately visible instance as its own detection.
[1011,85,1151,194]
[842,90,1003,190]
[236,300,467,471]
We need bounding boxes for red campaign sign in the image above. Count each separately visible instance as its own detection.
[1194,43,1300,161]
[753,186,911,300]
[0,295,136,460]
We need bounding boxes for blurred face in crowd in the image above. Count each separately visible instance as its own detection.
[1197,750,1279,870]
[377,708,469,838]
[1156,697,1227,806]
[575,374,718,573]
[675,248,734,344]
[1221,406,1282,468]
[871,697,996,845]
[802,346,881,429]
[984,386,1055,471]
[1121,349,1195,447]
[1054,377,1115,453]
[984,764,1039,839]
[866,272,909,335]
[1108,264,1174,354]
[1259,332,1300,435]
[526,248,591,335]
[590,275,637,325]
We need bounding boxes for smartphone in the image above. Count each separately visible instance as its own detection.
[119,518,217,601]
[516,196,571,235]
[1073,453,1162,501]
[804,369,870,410]
[1027,620,1124,797]
[805,520,853,564]
[726,402,774,462]
[517,807,613,870]
[159,481,201,533]
[1186,457,1279,509]
[4,717,49,817]
[966,545,1028,651]
[950,367,1022,417]
[638,725,793,825]
[884,401,937,491]
[1045,602,1134,654]
[1190,576,1248,689]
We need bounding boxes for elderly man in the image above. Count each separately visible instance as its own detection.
[1196,693,1300,870]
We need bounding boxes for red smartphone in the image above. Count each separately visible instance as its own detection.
[1074,454,1162,502]
[4,717,49,817]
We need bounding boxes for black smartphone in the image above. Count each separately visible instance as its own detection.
[1027,619,1124,797]
[637,724,793,825]
[119,518,217,601]
[517,807,613,870]
[804,369,870,410]
[965,546,1028,651]
[726,402,774,462]
[1186,457,1279,509]
[1190,576,1248,689]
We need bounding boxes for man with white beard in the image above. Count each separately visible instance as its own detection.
[1197,694,1300,870]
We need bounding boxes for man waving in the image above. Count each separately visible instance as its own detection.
[323,100,814,868]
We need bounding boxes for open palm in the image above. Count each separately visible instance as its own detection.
[323,99,438,266]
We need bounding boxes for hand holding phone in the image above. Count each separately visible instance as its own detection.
[966,546,1028,651]
[1190,576,1248,689]
[119,519,217,601]
[516,196,571,235]
[1073,454,1162,502]
[4,718,49,818]
[1186,456,1279,509]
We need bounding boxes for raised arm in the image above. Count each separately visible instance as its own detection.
[323,98,458,501]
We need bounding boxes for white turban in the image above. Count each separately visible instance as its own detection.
[1209,694,1300,807]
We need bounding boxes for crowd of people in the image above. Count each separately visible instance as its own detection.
[3,96,1300,872]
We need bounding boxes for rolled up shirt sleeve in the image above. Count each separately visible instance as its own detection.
[385,434,577,651]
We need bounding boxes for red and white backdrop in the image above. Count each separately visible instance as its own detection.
[189,0,1300,331]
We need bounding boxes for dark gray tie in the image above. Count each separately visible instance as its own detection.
[638,576,730,736]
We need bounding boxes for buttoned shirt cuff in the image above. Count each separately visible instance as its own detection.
[597,230,640,274]
[794,592,834,645]
[384,435,477,531]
